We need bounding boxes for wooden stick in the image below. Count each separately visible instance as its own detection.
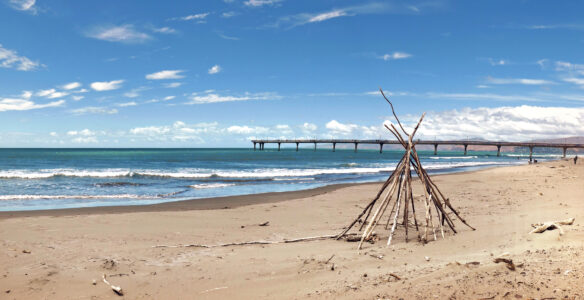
[154,234,339,249]
[358,163,405,249]
[102,274,123,296]
[337,155,406,238]
[380,88,409,137]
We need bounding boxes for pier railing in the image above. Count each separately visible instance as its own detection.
[251,139,584,159]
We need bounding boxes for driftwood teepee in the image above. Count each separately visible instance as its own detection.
[337,88,475,249]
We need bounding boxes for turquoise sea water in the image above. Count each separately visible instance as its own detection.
[0,148,560,211]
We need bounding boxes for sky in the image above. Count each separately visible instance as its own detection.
[1,0,584,147]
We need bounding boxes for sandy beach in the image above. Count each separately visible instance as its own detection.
[1,160,583,299]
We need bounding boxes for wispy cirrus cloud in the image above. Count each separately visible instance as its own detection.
[86,25,152,44]
[90,80,124,91]
[0,44,43,71]
[270,2,420,28]
[152,27,177,34]
[8,0,37,14]
[170,13,210,22]
[70,106,118,115]
[146,70,185,80]
[244,0,283,7]
[0,93,64,112]
[380,52,412,61]
[486,77,555,85]
[163,82,182,88]
[525,24,584,31]
[187,91,281,104]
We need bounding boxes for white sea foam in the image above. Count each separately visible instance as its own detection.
[189,183,236,189]
[0,194,155,201]
[0,161,519,180]
[428,156,478,160]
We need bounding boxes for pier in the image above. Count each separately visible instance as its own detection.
[251,139,584,160]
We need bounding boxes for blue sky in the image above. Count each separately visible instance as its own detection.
[1,0,583,147]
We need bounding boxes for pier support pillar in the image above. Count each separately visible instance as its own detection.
[296,142,299,152]
[379,143,383,154]
[529,146,533,161]
[261,143,264,150]
[433,144,438,155]
[278,143,281,151]
[464,144,468,156]
[253,142,256,151]
[314,143,317,151]
[354,143,358,152]
[332,143,336,152]
[563,147,567,158]
[497,145,501,157]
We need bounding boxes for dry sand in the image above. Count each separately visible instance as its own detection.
[1,160,583,299]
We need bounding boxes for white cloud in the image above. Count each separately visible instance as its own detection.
[0,44,42,71]
[417,106,584,141]
[36,89,55,97]
[272,3,402,28]
[221,11,238,18]
[227,125,270,135]
[116,101,137,107]
[0,97,64,112]
[130,126,171,135]
[146,70,185,80]
[172,13,210,21]
[49,132,57,137]
[244,0,282,7]
[67,129,95,136]
[381,52,412,61]
[163,96,175,101]
[72,136,98,143]
[301,122,317,133]
[71,95,84,101]
[217,33,240,40]
[61,82,81,90]
[563,77,584,87]
[8,0,37,13]
[486,77,555,85]
[70,106,118,115]
[208,65,221,74]
[86,25,151,44]
[187,92,280,104]
[152,27,176,34]
[326,120,358,134]
[308,10,347,23]
[90,80,124,91]
[487,58,507,66]
[555,60,584,75]
[164,82,182,88]
[325,120,380,138]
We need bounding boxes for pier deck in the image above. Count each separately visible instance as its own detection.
[251,139,584,159]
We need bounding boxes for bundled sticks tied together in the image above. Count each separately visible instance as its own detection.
[337,88,475,249]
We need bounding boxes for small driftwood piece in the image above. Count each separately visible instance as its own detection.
[259,221,270,226]
[153,234,338,248]
[102,274,123,296]
[493,258,516,271]
[530,217,575,235]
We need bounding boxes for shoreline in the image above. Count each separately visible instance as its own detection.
[0,162,524,219]
[1,159,582,299]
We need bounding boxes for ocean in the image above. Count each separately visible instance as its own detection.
[0,148,561,211]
